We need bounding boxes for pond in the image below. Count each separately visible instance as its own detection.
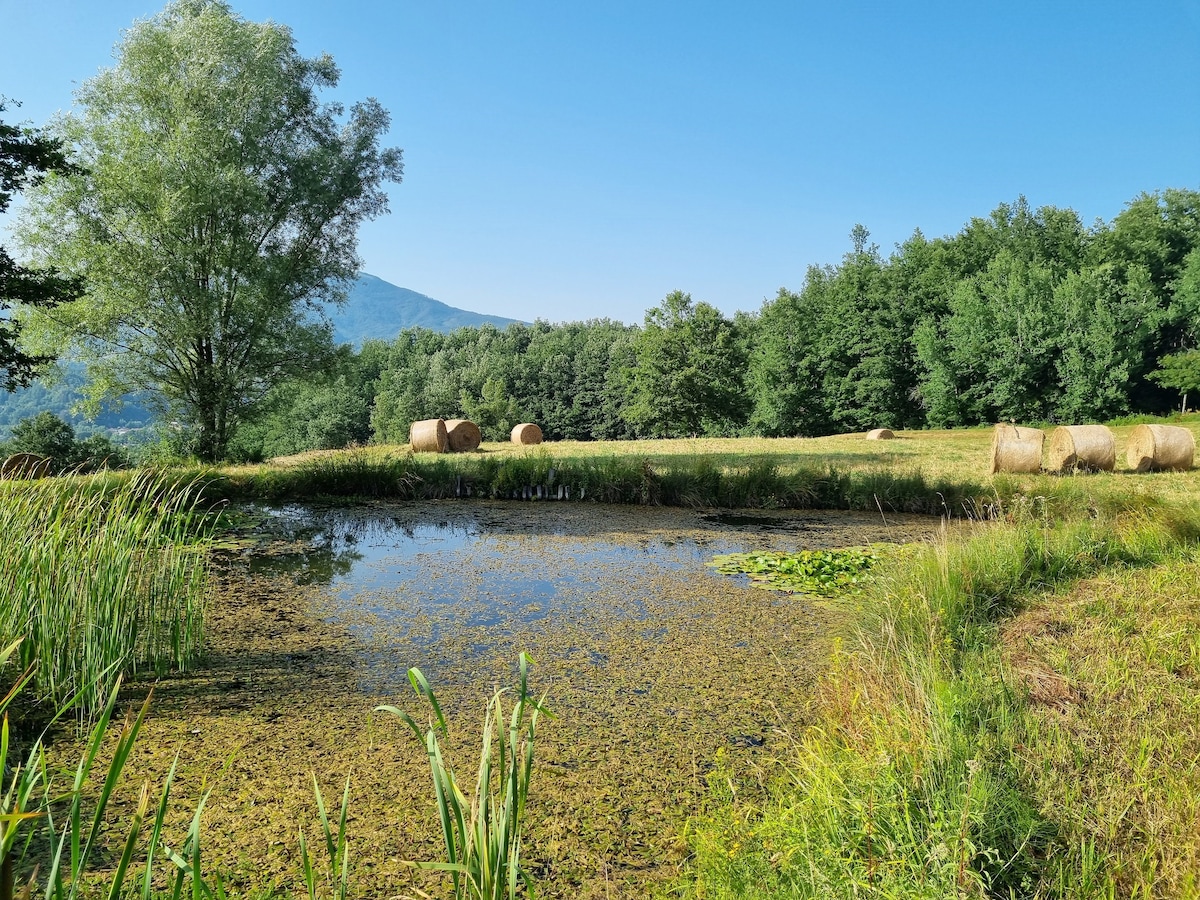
[229,501,936,693]
[132,501,945,899]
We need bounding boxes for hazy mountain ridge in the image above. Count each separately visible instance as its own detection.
[0,275,516,435]
[334,273,522,346]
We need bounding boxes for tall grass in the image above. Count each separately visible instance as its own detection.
[0,471,211,717]
[378,654,549,900]
[681,497,1200,898]
[0,638,233,900]
[180,448,1004,516]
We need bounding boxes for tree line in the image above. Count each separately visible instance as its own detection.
[230,190,1200,460]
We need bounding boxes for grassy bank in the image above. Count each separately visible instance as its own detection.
[152,419,1200,515]
[679,485,1200,897]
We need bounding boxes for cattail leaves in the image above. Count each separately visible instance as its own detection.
[0,471,211,716]
[377,653,550,900]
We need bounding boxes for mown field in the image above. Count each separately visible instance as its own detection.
[4,418,1200,899]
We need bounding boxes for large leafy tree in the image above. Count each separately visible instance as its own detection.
[17,1,403,460]
[622,290,746,438]
[0,101,82,390]
[747,287,828,436]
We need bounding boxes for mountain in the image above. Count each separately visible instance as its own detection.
[0,364,153,439]
[332,273,522,346]
[0,275,516,437]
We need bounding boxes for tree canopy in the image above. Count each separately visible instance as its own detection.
[0,100,82,391]
[16,0,402,460]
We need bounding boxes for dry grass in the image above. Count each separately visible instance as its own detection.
[459,423,1195,477]
[1002,561,1200,898]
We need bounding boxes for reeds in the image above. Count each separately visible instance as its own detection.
[377,653,549,900]
[0,471,211,716]
[0,638,227,900]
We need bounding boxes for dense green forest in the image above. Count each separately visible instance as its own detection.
[7,189,1200,462]
[224,189,1200,461]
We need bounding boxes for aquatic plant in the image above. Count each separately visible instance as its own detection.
[0,471,210,717]
[707,547,880,595]
[377,653,549,900]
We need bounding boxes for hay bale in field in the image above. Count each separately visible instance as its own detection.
[0,453,52,480]
[445,419,482,452]
[511,423,543,445]
[990,423,1044,474]
[1046,425,1116,473]
[865,428,895,441]
[409,418,449,453]
[1126,424,1195,472]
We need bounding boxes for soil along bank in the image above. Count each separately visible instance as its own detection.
[1046,425,1116,473]
[1126,423,1194,472]
[409,418,448,453]
[991,423,1044,474]
[445,419,482,452]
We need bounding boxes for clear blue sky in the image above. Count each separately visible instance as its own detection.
[2,1,1198,325]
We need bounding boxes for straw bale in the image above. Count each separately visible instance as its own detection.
[1046,425,1116,473]
[990,423,1044,474]
[511,423,543,445]
[865,428,895,441]
[445,419,482,452]
[0,453,52,479]
[409,418,448,453]
[1126,424,1195,472]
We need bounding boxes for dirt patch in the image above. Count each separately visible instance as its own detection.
[78,502,941,899]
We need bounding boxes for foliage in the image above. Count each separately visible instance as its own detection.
[0,99,82,390]
[369,320,639,444]
[1,411,131,473]
[0,471,209,715]
[16,0,403,461]
[623,291,747,438]
[707,547,879,595]
[462,377,523,442]
[228,347,375,461]
[377,654,549,900]
[1149,348,1200,409]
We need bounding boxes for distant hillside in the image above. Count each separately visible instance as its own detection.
[0,363,153,440]
[0,275,518,436]
[333,274,521,345]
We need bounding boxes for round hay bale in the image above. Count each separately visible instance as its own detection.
[445,419,482,452]
[1046,425,1116,473]
[511,423,543,445]
[1126,424,1195,472]
[409,418,448,453]
[990,423,1044,474]
[865,428,895,441]
[0,453,52,480]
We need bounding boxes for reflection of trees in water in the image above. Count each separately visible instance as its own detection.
[246,541,362,585]
[244,514,367,585]
[242,506,480,587]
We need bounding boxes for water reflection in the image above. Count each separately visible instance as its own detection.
[226,501,938,691]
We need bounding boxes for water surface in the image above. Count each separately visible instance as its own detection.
[232,501,936,692]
